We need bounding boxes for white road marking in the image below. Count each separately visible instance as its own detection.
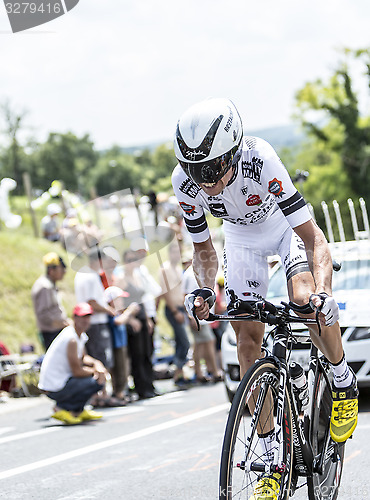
[0,407,144,445]
[0,427,15,436]
[0,403,229,480]
[0,427,59,445]
[97,406,144,417]
[139,391,185,405]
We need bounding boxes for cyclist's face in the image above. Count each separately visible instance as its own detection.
[199,168,234,196]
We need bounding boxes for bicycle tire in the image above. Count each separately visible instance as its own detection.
[307,368,345,500]
[219,359,293,500]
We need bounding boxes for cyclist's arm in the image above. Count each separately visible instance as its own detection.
[193,237,218,289]
[191,238,218,320]
[293,218,333,295]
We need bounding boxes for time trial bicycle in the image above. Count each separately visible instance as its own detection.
[207,292,345,500]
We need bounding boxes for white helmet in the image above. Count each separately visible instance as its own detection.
[174,98,243,185]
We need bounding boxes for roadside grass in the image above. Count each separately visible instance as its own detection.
[0,230,76,353]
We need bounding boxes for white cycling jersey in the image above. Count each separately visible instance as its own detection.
[172,136,311,244]
[172,136,312,299]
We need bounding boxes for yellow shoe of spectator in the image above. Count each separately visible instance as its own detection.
[79,409,103,421]
[51,410,82,425]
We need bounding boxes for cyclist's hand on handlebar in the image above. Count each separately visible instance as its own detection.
[184,287,216,320]
[309,292,339,327]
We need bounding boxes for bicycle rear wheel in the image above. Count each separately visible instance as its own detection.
[219,359,293,500]
[307,368,345,500]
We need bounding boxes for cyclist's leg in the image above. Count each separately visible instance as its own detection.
[232,320,265,376]
[280,228,358,442]
[224,243,275,443]
[279,225,346,361]
[232,320,274,437]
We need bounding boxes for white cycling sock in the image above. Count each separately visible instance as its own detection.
[330,354,354,388]
[259,429,276,464]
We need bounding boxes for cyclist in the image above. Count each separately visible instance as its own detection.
[171,97,358,500]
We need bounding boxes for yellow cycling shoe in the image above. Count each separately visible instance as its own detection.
[51,410,82,425]
[79,409,103,421]
[249,471,281,500]
[330,377,359,443]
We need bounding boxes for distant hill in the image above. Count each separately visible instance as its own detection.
[245,124,305,149]
[117,123,305,155]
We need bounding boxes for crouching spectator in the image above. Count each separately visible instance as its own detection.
[38,303,108,425]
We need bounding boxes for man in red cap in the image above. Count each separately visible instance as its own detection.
[38,302,108,424]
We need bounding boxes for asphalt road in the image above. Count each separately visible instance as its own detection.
[0,382,369,500]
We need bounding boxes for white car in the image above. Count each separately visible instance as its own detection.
[221,239,370,402]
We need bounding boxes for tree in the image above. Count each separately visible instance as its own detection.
[31,132,98,193]
[88,148,142,196]
[294,48,370,206]
[145,143,177,193]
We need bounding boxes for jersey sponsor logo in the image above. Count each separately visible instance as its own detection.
[294,234,306,251]
[241,185,248,196]
[244,137,257,150]
[268,178,285,197]
[179,201,196,215]
[244,196,276,223]
[241,157,263,184]
[246,194,262,206]
[207,195,222,202]
[284,254,305,267]
[223,199,275,226]
[179,178,201,198]
[242,291,264,300]
[246,280,261,288]
[209,203,228,217]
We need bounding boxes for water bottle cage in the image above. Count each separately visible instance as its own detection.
[292,383,309,411]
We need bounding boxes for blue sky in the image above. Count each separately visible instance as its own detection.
[1,0,369,149]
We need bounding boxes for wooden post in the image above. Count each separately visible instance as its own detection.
[23,172,39,238]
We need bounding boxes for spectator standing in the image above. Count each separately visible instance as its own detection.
[128,238,162,353]
[31,252,69,351]
[158,242,190,387]
[104,286,140,403]
[38,303,106,424]
[182,263,223,383]
[41,203,62,241]
[74,247,121,407]
[115,249,157,399]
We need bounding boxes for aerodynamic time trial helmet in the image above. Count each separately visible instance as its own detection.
[174,98,243,185]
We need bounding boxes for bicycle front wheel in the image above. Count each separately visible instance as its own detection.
[219,359,293,500]
[307,368,345,500]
